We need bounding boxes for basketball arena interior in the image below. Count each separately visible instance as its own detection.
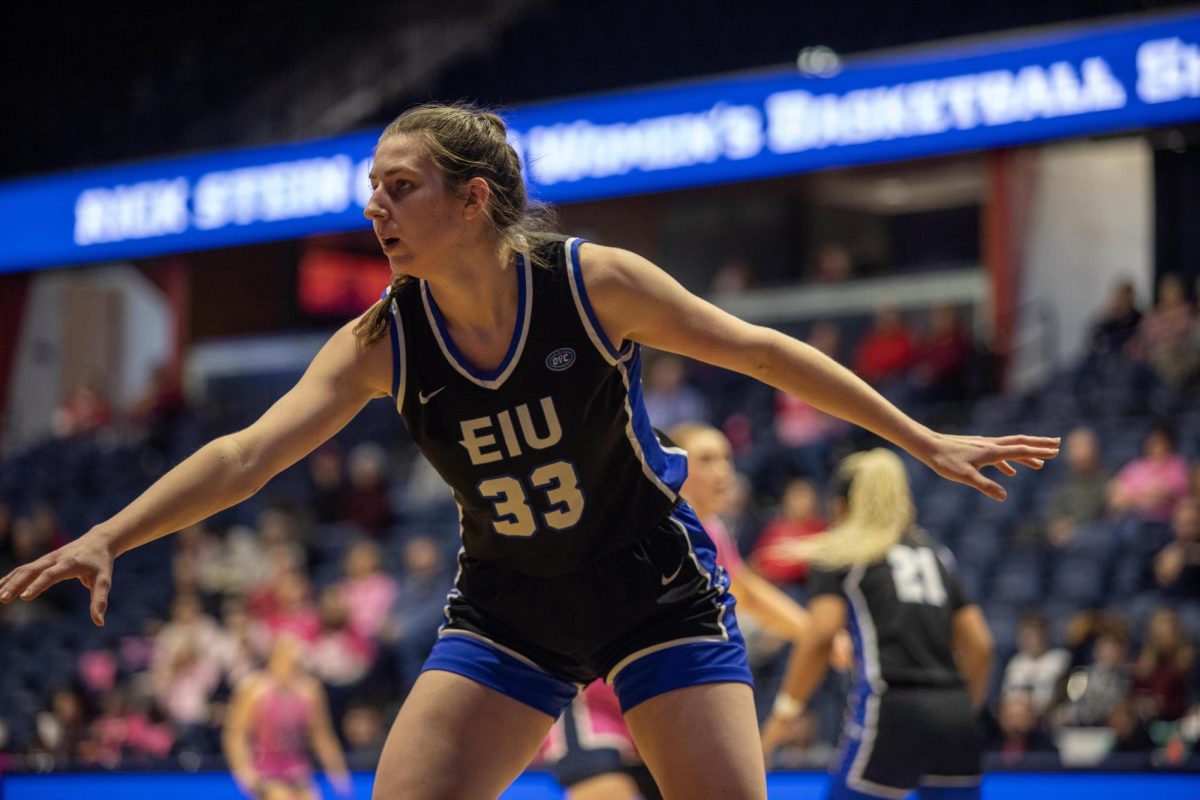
[2,2,1200,797]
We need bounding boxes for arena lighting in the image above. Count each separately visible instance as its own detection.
[796,45,842,77]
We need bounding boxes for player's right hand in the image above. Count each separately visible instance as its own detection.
[0,530,116,626]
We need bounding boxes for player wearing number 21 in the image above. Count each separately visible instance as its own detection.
[765,449,994,800]
[0,103,1059,800]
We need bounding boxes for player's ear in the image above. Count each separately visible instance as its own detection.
[461,177,492,222]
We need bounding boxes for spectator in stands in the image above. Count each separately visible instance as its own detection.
[758,322,850,491]
[1154,496,1200,600]
[1076,279,1144,409]
[911,304,972,404]
[337,540,397,640]
[78,687,174,769]
[1101,698,1154,766]
[214,596,264,691]
[52,376,112,438]
[171,523,228,600]
[383,536,454,694]
[1108,425,1190,524]
[256,570,321,645]
[720,472,768,556]
[152,635,222,751]
[340,442,393,535]
[1127,273,1198,388]
[129,362,185,457]
[310,587,375,719]
[853,306,918,389]
[642,352,708,431]
[1042,427,1110,549]
[988,689,1060,766]
[152,594,224,683]
[813,242,853,284]
[709,255,754,296]
[342,703,388,766]
[1091,280,1144,356]
[33,688,89,766]
[1054,629,1131,728]
[1132,607,1195,722]
[1001,612,1070,716]
[750,478,826,589]
[306,444,346,525]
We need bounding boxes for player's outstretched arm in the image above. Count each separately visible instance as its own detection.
[580,244,1060,500]
[0,317,394,624]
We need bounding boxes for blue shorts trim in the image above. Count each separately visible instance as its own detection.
[421,632,579,718]
[609,636,753,713]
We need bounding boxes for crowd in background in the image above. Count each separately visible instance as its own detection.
[1,266,1200,775]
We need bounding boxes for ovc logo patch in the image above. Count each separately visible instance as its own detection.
[546,347,576,372]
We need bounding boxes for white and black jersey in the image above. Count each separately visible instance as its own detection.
[812,528,983,798]
[810,528,969,691]
[385,234,687,577]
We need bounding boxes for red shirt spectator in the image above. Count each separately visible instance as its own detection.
[914,305,971,389]
[853,307,917,384]
[751,479,826,584]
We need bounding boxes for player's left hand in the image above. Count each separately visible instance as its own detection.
[920,432,1060,501]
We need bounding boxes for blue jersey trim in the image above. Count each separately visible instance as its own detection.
[422,252,528,382]
[568,238,631,361]
[624,348,689,493]
[386,306,401,400]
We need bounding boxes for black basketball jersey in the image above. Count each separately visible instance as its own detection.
[385,235,687,577]
[809,529,971,692]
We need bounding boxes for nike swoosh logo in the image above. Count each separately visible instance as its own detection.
[418,386,446,405]
[661,561,685,586]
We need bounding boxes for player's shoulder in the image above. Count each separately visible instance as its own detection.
[233,672,270,702]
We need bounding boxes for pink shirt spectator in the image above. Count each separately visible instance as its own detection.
[339,573,398,639]
[774,390,847,448]
[263,608,322,645]
[1111,456,1189,523]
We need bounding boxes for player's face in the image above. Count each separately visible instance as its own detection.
[683,430,735,514]
[364,134,464,277]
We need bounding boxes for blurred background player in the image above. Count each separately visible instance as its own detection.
[223,633,352,800]
[768,449,994,800]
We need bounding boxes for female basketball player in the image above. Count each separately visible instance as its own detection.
[0,103,1055,800]
[223,633,352,800]
[767,449,995,799]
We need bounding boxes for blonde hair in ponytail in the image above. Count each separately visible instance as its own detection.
[782,448,915,570]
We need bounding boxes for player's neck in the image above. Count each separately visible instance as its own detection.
[424,245,517,333]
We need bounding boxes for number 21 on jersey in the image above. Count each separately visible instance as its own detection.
[477,459,585,537]
[887,545,948,606]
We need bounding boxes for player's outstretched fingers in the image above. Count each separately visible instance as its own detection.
[17,562,68,602]
[995,435,1061,447]
[997,460,1017,477]
[89,566,112,626]
[0,561,43,603]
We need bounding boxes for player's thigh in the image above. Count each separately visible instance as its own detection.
[567,772,643,800]
[372,669,555,800]
[623,682,766,800]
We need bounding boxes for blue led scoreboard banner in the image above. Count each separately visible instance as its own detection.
[1,12,1198,272]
